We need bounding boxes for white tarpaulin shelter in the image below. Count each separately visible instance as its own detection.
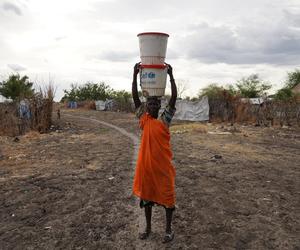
[241,97,272,105]
[241,97,264,105]
[95,100,106,111]
[95,100,115,111]
[162,96,209,121]
[96,97,210,121]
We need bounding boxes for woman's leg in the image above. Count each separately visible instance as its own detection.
[139,204,152,239]
[145,205,152,232]
[163,207,175,243]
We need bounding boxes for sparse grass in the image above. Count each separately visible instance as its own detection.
[22,131,42,139]
[170,123,207,134]
[98,127,109,132]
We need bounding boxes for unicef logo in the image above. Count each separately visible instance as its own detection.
[148,72,155,78]
[141,72,156,79]
[141,72,155,80]
[141,72,148,79]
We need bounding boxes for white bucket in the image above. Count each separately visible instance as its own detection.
[138,32,169,65]
[140,65,167,97]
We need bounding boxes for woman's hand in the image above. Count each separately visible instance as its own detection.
[134,62,141,77]
[166,63,173,77]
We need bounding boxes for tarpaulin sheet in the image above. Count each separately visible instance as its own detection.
[95,100,115,111]
[95,100,106,111]
[162,96,209,121]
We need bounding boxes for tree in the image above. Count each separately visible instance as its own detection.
[236,74,271,98]
[110,90,131,101]
[227,84,238,96]
[198,83,224,98]
[274,69,300,101]
[61,84,78,102]
[285,69,300,89]
[0,74,34,101]
[109,90,133,111]
[274,88,294,101]
[198,83,239,101]
[61,82,113,101]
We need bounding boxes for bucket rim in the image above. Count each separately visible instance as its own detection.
[137,32,169,37]
[140,64,167,69]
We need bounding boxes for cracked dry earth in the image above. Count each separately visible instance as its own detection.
[0,109,300,250]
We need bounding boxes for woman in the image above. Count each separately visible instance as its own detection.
[132,62,177,243]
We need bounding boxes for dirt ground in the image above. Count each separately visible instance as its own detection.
[0,109,299,250]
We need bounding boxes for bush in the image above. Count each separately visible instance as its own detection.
[236,74,271,98]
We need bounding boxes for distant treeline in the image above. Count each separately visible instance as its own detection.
[60,82,133,104]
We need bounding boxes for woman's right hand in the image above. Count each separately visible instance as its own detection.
[166,63,172,74]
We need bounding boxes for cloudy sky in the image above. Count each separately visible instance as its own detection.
[1,0,300,100]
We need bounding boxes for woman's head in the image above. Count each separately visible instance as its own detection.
[146,97,161,118]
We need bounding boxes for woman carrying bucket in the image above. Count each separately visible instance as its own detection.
[132,61,177,243]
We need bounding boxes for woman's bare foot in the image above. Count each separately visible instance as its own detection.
[162,231,174,243]
[139,228,151,240]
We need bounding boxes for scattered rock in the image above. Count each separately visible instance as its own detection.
[262,197,271,201]
[213,154,222,159]
[210,154,223,162]
[13,137,20,142]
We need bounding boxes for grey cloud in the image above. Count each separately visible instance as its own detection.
[284,10,300,26]
[2,2,22,15]
[7,64,26,71]
[98,51,137,62]
[90,0,181,22]
[183,14,300,65]
[166,48,180,60]
[183,23,239,63]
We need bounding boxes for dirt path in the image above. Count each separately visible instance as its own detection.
[1,109,300,249]
[64,113,161,249]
